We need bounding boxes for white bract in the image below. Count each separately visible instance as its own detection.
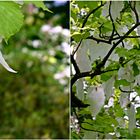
[76,78,84,100]
[77,40,119,72]
[111,1,123,20]
[76,40,91,72]
[128,103,136,134]
[87,85,105,116]
[103,76,115,100]
[0,51,17,73]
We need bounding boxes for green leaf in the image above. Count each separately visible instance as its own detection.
[71,131,81,139]
[0,2,24,41]
[134,86,140,96]
[82,31,90,39]
[82,114,117,133]
[115,47,128,57]
[24,1,52,13]
[136,107,140,119]
[132,62,139,76]
[77,1,98,10]
[116,128,129,138]
[71,32,82,42]
[114,104,124,117]
[101,71,117,81]
[134,128,140,139]
[115,79,130,88]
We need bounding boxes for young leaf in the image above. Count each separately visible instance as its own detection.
[0,51,17,73]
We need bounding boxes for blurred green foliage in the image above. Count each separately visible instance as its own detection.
[0,2,69,139]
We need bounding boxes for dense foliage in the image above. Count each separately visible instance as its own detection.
[71,1,140,139]
[0,1,69,139]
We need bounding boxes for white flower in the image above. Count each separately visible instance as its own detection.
[32,40,42,48]
[61,42,70,55]
[54,67,70,80]
[50,26,62,34]
[62,29,70,37]
[41,24,51,32]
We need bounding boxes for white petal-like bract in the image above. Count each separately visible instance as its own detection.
[0,51,17,73]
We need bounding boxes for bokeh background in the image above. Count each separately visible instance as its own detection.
[0,1,69,139]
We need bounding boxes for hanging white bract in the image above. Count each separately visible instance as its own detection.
[0,51,17,73]
[87,85,105,117]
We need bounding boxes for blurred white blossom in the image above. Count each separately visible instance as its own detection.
[32,40,42,48]
[62,29,70,37]
[50,26,63,34]
[54,67,69,85]
[54,67,70,79]
[61,42,70,55]
[41,24,51,32]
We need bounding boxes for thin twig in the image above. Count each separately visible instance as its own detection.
[112,35,140,40]
[70,54,80,74]
[86,36,111,44]
[72,39,83,56]
[109,1,115,41]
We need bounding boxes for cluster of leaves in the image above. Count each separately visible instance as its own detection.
[0,1,69,139]
[71,1,140,139]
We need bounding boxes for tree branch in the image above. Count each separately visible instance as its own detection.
[82,2,105,28]
[71,68,118,86]
[101,22,140,67]
[72,39,83,56]
[70,54,80,74]
[109,1,115,41]
[129,1,139,23]
[86,36,111,44]
[112,35,140,40]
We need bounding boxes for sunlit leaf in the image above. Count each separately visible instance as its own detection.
[115,79,130,88]
[0,2,24,41]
